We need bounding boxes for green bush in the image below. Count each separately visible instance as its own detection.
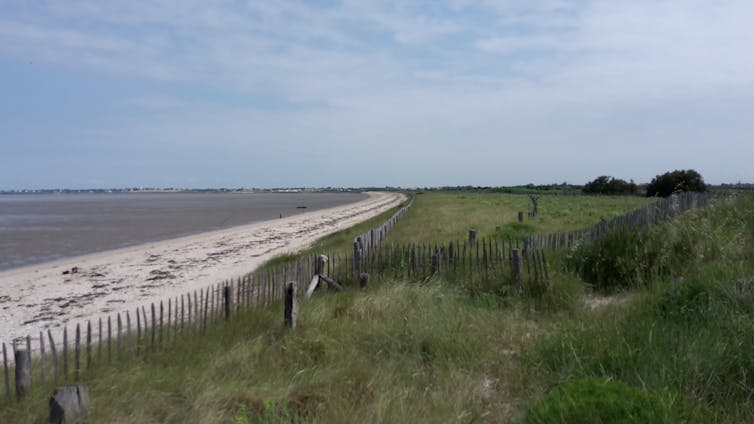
[583,176,638,195]
[525,378,676,423]
[565,227,667,291]
[646,169,707,197]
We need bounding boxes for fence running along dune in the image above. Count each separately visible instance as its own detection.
[353,199,413,260]
[523,192,712,252]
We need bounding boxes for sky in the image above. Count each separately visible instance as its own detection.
[1,0,753,189]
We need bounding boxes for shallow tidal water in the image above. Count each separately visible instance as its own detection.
[0,191,366,271]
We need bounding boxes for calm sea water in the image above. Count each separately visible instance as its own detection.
[0,192,366,271]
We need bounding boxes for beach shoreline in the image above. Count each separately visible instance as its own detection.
[0,191,405,344]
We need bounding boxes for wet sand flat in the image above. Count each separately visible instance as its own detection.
[0,191,367,271]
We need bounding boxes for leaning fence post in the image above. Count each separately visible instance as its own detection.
[26,335,32,366]
[284,281,298,329]
[15,347,31,399]
[48,330,58,384]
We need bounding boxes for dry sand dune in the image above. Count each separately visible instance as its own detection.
[0,191,405,344]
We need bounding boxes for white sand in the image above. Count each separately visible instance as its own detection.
[0,191,405,345]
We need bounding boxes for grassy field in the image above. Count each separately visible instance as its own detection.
[1,191,752,423]
[387,192,653,243]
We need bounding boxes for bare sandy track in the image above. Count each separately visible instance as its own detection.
[0,191,405,344]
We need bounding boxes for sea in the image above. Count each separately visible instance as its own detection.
[0,191,366,271]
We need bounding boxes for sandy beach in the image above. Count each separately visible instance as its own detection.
[0,191,405,344]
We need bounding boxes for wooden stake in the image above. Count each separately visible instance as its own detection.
[159,301,164,350]
[63,326,69,379]
[151,303,156,352]
[75,324,81,379]
[40,331,46,386]
[224,285,232,321]
[284,282,298,329]
[47,330,58,384]
[107,316,112,364]
[136,308,142,355]
[86,321,92,368]
[14,348,31,399]
[115,312,123,361]
[3,343,10,400]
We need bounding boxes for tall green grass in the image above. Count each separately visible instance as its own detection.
[526,195,754,422]
[0,280,547,423]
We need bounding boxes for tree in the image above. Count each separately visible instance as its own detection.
[583,176,638,195]
[646,169,706,197]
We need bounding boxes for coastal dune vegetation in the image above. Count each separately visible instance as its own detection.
[1,190,752,423]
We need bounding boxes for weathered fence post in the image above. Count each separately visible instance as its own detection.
[3,343,10,400]
[63,326,69,379]
[353,240,361,274]
[223,285,232,321]
[48,330,58,384]
[40,331,46,386]
[75,324,80,378]
[511,248,523,284]
[107,316,112,363]
[49,384,89,424]
[136,309,142,355]
[158,302,164,349]
[117,313,123,359]
[316,255,328,275]
[284,281,298,329]
[469,229,477,245]
[15,347,31,399]
[518,211,524,223]
[430,250,439,275]
[86,321,92,368]
[98,318,102,360]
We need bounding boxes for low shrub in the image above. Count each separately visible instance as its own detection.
[525,378,677,423]
[565,226,665,291]
[494,222,537,240]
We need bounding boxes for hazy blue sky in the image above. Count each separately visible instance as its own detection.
[1,1,752,189]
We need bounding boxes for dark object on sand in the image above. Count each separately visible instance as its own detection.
[62,267,79,275]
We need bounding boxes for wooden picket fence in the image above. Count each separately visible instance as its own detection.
[342,238,549,287]
[523,192,712,251]
[353,199,413,259]
[0,255,328,401]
